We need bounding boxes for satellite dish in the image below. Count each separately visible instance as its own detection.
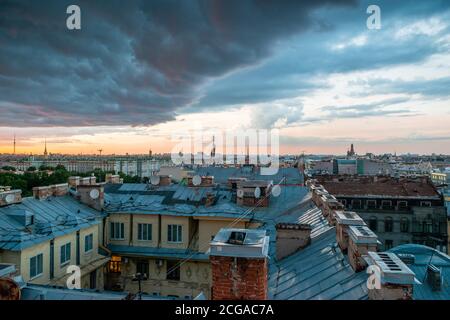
[89,189,100,200]
[150,175,160,186]
[4,194,15,204]
[192,175,202,186]
[0,278,21,300]
[237,189,244,198]
[254,187,261,199]
[271,185,282,197]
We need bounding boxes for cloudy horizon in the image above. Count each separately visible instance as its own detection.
[1,0,449,155]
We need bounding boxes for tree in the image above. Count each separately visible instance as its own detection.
[27,166,37,172]
[1,166,16,172]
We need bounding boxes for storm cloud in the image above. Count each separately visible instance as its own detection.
[0,0,355,127]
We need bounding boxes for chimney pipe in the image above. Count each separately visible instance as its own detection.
[275,223,312,260]
[348,225,378,272]
[335,211,365,253]
[367,252,415,300]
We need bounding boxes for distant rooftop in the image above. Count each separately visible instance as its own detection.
[316,175,440,198]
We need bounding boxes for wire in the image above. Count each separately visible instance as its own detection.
[165,177,286,277]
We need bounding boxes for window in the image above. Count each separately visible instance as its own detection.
[110,222,125,240]
[340,199,347,207]
[167,225,182,243]
[60,243,71,265]
[385,240,393,250]
[384,217,393,232]
[400,218,409,233]
[85,234,93,252]
[369,216,378,232]
[166,260,180,281]
[423,221,433,233]
[367,200,377,209]
[421,201,431,207]
[30,253,43,279]
[108,255,122,273]
[138,223,152,241]
[136,261,149,277]
[381,200,392,209]
[398,201,408,210]
[351,199,362,209]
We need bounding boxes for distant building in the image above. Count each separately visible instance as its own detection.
[311,175,448,252]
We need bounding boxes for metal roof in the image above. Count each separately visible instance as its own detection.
[389,244,450,300]
[0,196,102,250]
[107,245,209,261]
[193,166,303,185]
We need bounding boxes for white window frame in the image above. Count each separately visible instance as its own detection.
[167,224,182,243]
[85,233,94,253]
[60,243,71,266]
[137,223,152,241]
[30,253,43,280]
[110,222,125,240]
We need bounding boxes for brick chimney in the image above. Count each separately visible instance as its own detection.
[275,223,312,260]
[209,228,269,300]
[348,225,378,272]
[187,175,214,187]
[32,186,52,200]
[105,174,121,184]
[68,176,80,188]
[335,211,365,253]
[77,184,104,211]
[51,183,69,196]
[236,180,271,207]
[367,252,415,300]
[0,188,22,207]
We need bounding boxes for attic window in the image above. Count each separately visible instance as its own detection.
[228,231,246,245]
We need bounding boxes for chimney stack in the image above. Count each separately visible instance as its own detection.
[367,252,415,300]
[0,189,22,207]
[348,225,378,272]
[32,184,68,200]
[335,211,365,253]
[275,223,312,260]
[76,184,104,211]
[209,228,269,300]
[236,180,271,207]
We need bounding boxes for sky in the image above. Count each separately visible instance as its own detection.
[0,0,449,155]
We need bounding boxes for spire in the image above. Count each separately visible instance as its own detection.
[210,135,216,158]
[44,138,48,158]
[13,134,16,155]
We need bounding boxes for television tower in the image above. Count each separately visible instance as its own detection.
[13,134,16,155]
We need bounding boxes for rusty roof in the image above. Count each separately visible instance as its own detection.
[316,176,440,198]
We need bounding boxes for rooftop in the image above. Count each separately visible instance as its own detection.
[0,195,102,250]
[316,175,441,198]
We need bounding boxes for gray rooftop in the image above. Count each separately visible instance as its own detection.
[0,195,102,250]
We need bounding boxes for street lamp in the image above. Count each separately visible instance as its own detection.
[132,272,148,300]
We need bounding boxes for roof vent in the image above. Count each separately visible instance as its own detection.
[427,264,442,291]
[367,252,415,285]
[397,253,415,265]
[228,231,246,245]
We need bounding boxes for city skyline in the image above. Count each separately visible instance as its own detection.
[1,1,450,155]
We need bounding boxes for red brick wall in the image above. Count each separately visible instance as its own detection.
[211,256,267,300]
